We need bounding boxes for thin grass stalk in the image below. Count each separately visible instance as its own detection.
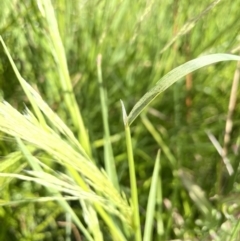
[229,219,240,241]
[41,148,126,239]
[37,0,91,155]
[1,33,104,241]
[121,101,142,241]
[36,208,62,233]
[96,206,128,241]
[143,150,161,241]
[96,54,129,240]
[0,39,97,199]
[21,146,126,241]
[53,154,126,240]
[206,130,233,196]
[67,166,127,241]
[125,124,142,241]
[222,60,240,193]
[156,176,164,239]
[97,54,119,190]
[16,138,94,241]
[141,114,176,167]
[0,98,131,221]
[64,165,103,241]
[12,93,126,240]
[0,152,22,172]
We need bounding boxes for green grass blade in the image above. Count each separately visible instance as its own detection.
[141,114,176,167]
[16,141,94,241]
[229,219,240,241]
[17,141,126,241]
[155,176,164,239]
[22,79,90,160]
[15,138,95,241]
[0,151,22,172]
[0,151,26,189]
[143,150,161,241]
[0,36,47,127]
[0,100,132,238]
[16,138,42,172]
[97,54,119,190]
[128,54,240,125]
[121,101,142,241]
[37,0,91,154]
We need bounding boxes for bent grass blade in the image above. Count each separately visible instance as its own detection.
[128,54,240,125]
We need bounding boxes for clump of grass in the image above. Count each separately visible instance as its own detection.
[1,33,240,240]
[1,0,240,240]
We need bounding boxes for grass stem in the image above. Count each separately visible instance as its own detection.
[124,122,142,241]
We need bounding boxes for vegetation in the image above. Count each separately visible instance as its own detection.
[0,0,240,240]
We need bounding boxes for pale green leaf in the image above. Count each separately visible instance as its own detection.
[128,54,240,125]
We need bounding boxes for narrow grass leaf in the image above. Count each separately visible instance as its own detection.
[143,150,161,241]
[141,114,176,167]
[229,219,240,241]
[16,137,43,172]
[206,130,233,175]
[36,0,90,154]
[0,100,132,224]
[22,80,90,159]
[155,177,164,239]
[97,54,119,190]
[124,123,142,241]
[128,54,240,125]
[0,36,47,127]
[0,196,90,206]
[0,172,109,208]
[120,100,128,126]
[0,152,22,172]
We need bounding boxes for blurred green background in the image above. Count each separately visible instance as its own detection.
[0,0,240,240]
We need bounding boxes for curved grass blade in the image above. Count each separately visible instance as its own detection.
[128,54,240,125]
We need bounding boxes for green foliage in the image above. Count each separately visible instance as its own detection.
[0,0,240,240]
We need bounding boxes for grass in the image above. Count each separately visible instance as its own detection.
[0,0,240,240]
